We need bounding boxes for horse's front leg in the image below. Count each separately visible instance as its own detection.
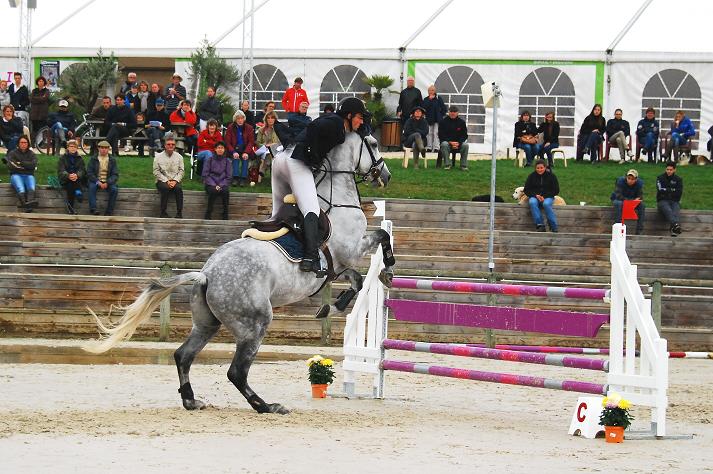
[353,228,395,288]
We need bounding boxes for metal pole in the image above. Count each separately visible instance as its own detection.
[239,0,247,104]
[606,0,654,53]
[248,0,255,106]
[487,85,501,274]
[211,0,270,47]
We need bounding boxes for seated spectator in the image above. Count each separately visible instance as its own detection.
[197,86,222,130]
[255,101,276,127]
[91,96,112,122]
[5,135,37,212]
[422,84,446,152]
[195,118,223,176]
[255,110,281,183]
[133,112,147,157]
[125,83,140,112]
[611,169,645,235]
[636,107,659,162]
[202,140,231,220]
[524,159,559,232]
[1,104,24,152]
[438,105,469,170]
[401,106,428,169]
[664,110,696,160]
[513,110,540,167]
[9,72,30,127]
[47,99,77,155]
[282,77,309,122]
[240,100,255,127]
[656,161,683,237]
[146,98,170,152]
[288,101,312,137]
[105,94,136,156]
[147,83,162,113]
[120,72,138,95]
[537,112,560,168]
[29,76,50,135]
[322,104,335,115]
[153,135,184,218]
[87,141,119,216]
[57,139,86,214]
[607,108,634,162]
[164,73,186,114]
[224,110,255,186]
[579,104,606,163]
[169,100,199,154]
[0,80,10,107]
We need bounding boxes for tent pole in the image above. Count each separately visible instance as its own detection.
[211,0,270,47]
[31,0,98,47]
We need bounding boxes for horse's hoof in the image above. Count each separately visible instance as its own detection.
[379,270,393,288]
[182,398,206,410]
[315,304,330,319]
[266,403,290,415]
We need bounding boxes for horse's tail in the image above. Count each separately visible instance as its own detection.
[82,271,207,354]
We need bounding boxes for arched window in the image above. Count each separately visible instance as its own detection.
[434,66,485,144]
[319,65,369,112]
[642,69,701,147]
[518,67,575,146]
[243,64,289,114]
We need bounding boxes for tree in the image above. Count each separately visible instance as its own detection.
[58,50,118,113]
[363,74,395,129]
[188,39,241,99]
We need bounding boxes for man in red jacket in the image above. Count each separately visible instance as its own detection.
[281,77,309,120]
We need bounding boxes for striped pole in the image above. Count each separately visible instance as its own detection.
[462,344,713,359]
[384,339,609,372]
[381,359,608,396]
[391,278,609,301]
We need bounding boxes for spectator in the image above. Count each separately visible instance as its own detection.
[5,135,37,212]
[0,80,10,107]
[136,81,150,115]
[0,104,24,152]
[288,101,312,137]
[147,83,163,113]
[224,110,255,187]
[656,161,683,237]
[145,97,170,152]
[47,99,77,155]
[438,105,469,170]
[195,118,223,176]
[401,106,428,169]
[636,107,659,162]
[281,77,309,120]
[255,101,276,127]
[133,112,147,157]
[87,140,119,216]
[153,135,185,218]
[105,94,136,156]
[513,110,540,167]
[422,84,446,153]
[255,110,281,183]
[91,96,113,137]
[169,99,198,154]
[29,76,50,135]
[523,159,560,232]
[202,140,231,220]
[537,111,560,168]
[57,139,86,214]
[240,100,255,127]
[397,76,423,128]
[579,104,606,163]
[664,110,696,160]
[8,72,30,127]
[197,86,222,130]
[606,108,634,162]
[164,73,186,114]
[125,83,140,113]
[120,72,138,95]
[611,169,645,235]
[323,104,335,115]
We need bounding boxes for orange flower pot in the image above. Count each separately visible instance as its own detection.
[605,426,625,443]
[311,383,328,398]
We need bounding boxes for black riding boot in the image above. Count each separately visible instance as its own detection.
[299,212,323,276]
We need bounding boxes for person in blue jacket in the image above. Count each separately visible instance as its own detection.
[611,169,645,235]
[664,110,695,160]
[636,107,659,163]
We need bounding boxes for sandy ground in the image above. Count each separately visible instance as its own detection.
[1,353,712,473]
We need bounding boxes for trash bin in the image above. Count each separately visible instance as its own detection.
[380,119,401,151]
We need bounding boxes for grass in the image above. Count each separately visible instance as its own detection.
[4,152,713,210]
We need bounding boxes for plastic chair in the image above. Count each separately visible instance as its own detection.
[605,135,631,161]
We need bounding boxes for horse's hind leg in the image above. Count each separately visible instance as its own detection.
[174,283,221,410]
[315,268,363,319]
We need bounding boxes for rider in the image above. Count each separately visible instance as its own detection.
[271,97,371,276]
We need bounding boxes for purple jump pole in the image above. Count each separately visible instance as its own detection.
[465,344,611,355]
[381,359,608,396]
[391,277,609,301]
[383,339,609,372]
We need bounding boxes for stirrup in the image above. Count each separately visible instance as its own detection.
[299,258,326,278]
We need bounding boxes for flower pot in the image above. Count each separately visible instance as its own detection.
[311,383,328,399]
[605,426,625,443]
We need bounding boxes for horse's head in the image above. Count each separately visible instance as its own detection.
[349,133,391,188]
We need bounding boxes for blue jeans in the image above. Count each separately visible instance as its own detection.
[2,134,20,152]
[528,197,557,230]
[195,150,213,163]
[517,143,541,165]
[612,199,645,233]
[540,142,559,164]
[584,133,603,161]
[88,181,119,214]
[51,122,68,143]
[640,132,656,152]
[671,132,688,148]
[10,174,36,193]
[232,157,249,178]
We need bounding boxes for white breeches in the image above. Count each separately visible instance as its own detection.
[271,152,320,217]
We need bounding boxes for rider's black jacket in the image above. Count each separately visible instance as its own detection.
[290,113,346,168]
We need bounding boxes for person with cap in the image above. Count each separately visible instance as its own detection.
[145,97,170,152]
[153,134,185,218]
[438,105,470,170]
[197,86,222,131]
[164,73,187,114]
[0,104,24,152]
[224,110,255,186]
[611,168,645,235]
[396,76,423,128]
[636,107,660,162]
[271,97,371,275]
[401,106,428,168]
[47,99,78,155]
[656,161,683,237]
[5,135,38,212]
[523,159,560,232]
[202,140,232,220]
[87,140,119,216]
[57,139,86,214]
[281,77,309,121]
[105,94,136,156]
[513,110,541,167]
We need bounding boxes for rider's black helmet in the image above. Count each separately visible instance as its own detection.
[336,97,370,119]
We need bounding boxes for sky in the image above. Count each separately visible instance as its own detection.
[2,0,713,53]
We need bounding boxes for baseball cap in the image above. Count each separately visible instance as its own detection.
[98,140,111,148]
[58,99,69,107]
[448,105,459,112]
[626,169,638,178]
[155,98,165,105]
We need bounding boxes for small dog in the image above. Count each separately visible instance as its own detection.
[472,194,504,203]
[512,186,566,205]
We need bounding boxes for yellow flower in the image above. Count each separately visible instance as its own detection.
[306,355,324,366]
[321,358,334,366]
[618,399,632,410]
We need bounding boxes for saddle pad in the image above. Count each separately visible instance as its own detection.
[263,233,327,267]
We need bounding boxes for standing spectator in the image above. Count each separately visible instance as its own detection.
[438,105,469,170]
[169,100,198,154]
[195,118,223,176]
[105,94,136,156]
[401,106,428,169]
[197,86,222,130]
[240,100,255,127]
[396,76,423,128]
[202,140,231,220]
[606,108,633,162]
[91,96,113,137]
[224,110,255,186]
[86,141,119,216]
[57,139,86,214]
[0,105,24,152]
[47,99,77,154]
[0,80,10,107]
[8,72,30,127]
[281,77,309,121]
[656,162,683,236]
[636,107,659,162]
[579,104,606,163]
[153,135,185,218]
[145,98,170,152]
[664,110,696,160]
[537,111,560,168]
[513,110,540,167]
[29,76,50,135]
[255,110,281,183]
[288,101,312,137]
[255,101,276,127]
[422,84,446,152]
[120,72,138,95]
[5,135,37,212]
[147,83,163,113]
[164,73,186,114]
[523,159,560,232]
[136,81,150,115]
[611,169,645,235]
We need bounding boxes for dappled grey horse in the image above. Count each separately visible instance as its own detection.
[84,132,393,414]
